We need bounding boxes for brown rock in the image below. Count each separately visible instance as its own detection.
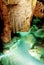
[34,1,44,18]
[7,0,37,32]
[0,0,11,43]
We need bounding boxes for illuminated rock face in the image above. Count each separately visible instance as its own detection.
[0,0,37,43]
[3,0,21,5]
[9,0,32,32]
[3,0,37,32]
[34,1,44,18]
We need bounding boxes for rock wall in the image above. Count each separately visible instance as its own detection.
[3,0,37,32]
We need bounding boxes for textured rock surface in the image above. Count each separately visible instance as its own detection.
[34,1,44,18]
[3,0,37,32]
[0,0,11,43]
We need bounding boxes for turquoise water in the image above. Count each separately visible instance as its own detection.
[0,40,44,65]
[0,26,44,65]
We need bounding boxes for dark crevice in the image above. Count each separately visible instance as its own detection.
[0,17,4,52]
